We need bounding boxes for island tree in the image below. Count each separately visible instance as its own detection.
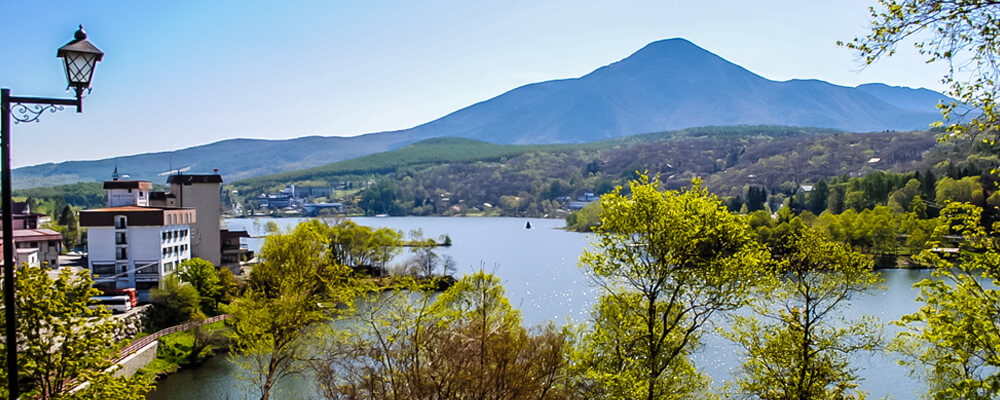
[574,175,771,400]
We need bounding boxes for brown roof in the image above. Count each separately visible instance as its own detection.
[104,180,153,190]
[167,174,223,184]
[80,206,196,227]
[0,229,63,240]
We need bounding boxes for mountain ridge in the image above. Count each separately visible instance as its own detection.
[13,38,950,188]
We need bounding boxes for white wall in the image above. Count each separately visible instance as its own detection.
[108,188,148,207]
[130,226,162,261]
[87,227,116,262]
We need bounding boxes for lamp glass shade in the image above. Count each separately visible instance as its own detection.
[61,51,98,88]
[56,26,104,90]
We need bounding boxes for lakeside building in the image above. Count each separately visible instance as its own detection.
[258,184,336,212]
[80,205,194,302]
[221,229,251,268]
[83,172,251,301]
[81,180,195,301]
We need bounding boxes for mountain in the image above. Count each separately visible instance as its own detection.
[12,132,417,189]
[13,38,951,188]
[390,39,948,144]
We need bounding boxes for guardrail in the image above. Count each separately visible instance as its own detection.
[52,313,231,398]
[109,313,231,365]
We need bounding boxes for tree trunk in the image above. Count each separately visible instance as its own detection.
[260,356,278,400]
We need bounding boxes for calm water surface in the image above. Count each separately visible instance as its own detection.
[147,217,930,399]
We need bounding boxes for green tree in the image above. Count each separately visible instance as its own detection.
[57,205,79,250]
[575,175,771,400]
[935,176,982,205]
[565,201,602,232]
[807,179,829,215]
[149,275,203,330]
[5,266,151,399]
[359,179,399,215]
[843,0,1000,140]
[229,290,326,400]
[231,220,359,400]
[892,202,1000,399]
[724,228,883,400]
[889,178,923,213]
[324,220,402,274]
[178,257,223,312]
[217,267,239,303]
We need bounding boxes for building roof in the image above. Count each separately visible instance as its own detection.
[84,205,164,212]
[221,229,251,239]
[168,174,223,184]
[80,206,196,227]
[104,180,153,190]
[0,228,63,240]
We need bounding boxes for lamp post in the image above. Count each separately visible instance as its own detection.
[2,25,103,399]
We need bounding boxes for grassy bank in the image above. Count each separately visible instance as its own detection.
[136,320,230,380]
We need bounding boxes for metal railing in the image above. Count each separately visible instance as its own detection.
[109,313,231,365]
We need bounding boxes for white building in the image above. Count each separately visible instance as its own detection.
[81,179,196,302]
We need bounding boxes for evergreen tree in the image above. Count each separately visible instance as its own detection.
[808,179,829,214]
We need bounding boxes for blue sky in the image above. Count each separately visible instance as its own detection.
[0,1,948,167]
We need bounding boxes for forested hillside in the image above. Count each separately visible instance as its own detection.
[229,126,956,217]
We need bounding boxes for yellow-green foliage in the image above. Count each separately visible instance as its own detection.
[893,203,1000,399]
[575,174,772,400]
[724,228,883,400]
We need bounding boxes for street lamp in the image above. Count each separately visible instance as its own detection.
[1,25,103,399]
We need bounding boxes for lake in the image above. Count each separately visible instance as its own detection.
[147,216,931,399]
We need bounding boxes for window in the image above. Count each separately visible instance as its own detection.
[93,264,114,275]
